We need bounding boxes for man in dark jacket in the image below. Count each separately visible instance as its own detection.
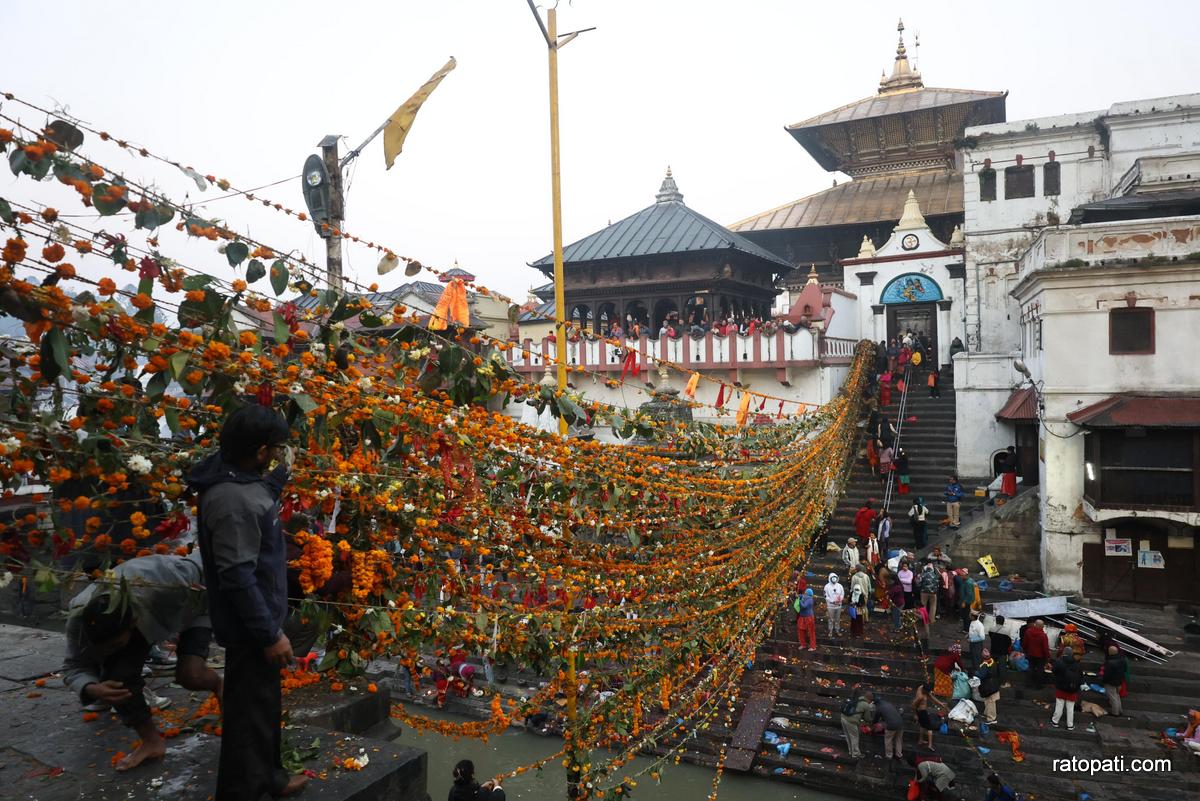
[1101,645,1129,717]
[1022,619,1050,689]
[873,696,905,761]
[989,615,1013,690]
[975,650,1001,724]
[188,404,307,799]
[1050,647,1084,730]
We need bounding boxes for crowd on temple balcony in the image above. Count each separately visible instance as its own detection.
[556,310,806,343]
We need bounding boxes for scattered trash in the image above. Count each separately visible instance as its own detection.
[978,746,990,754]
[777,742,791,756]
[770,717,788,727]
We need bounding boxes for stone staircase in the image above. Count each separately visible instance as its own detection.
[687,367,1200,801]
[826,367,986,556]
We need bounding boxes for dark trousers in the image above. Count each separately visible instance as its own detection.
[912,522,927,549]
[958,605,971,632]
[1027,657,1047,689]
[217,644,288,800]
[101,630,153,727]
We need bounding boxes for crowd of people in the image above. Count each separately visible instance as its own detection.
[557,309,814,343]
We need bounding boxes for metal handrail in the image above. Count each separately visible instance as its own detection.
[881,364,914,511]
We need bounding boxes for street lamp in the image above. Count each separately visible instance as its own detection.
[300,153,331,238]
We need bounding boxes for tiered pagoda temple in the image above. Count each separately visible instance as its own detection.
[528,170,792,333]
[731,20,1007,289]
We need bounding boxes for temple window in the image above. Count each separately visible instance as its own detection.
[1043,161,1061,196]
[979,168,997,201]
[1004,165,1035,199]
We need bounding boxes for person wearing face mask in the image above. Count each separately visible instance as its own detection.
[824,573,846,638]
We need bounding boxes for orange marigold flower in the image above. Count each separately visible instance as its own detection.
[231,279,248,292]
[97,277,117,296]
[0,129,12,144]
[184,289,206,302]
[88,164,104,179]
[130,293,154,310]
[42,243,65,263]
[130,511,147,526]
[55,262,76,279]
[82,712,99,722]
[239,330,257,347]
[119,538,137,554]
[2,238,27,265]
[74,238,93,254]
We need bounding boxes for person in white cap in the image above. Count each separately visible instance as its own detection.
[824,573,846,637]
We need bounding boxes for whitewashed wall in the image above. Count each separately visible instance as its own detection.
[952,352,1018,478]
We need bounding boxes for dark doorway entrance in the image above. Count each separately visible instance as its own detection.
[1081,522,1200,604]
[1016,425,1039,486]
[886,302,938,365]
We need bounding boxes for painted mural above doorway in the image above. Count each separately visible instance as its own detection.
[880,273,944,304]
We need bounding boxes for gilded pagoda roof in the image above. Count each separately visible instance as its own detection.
[729,170,961,233]
[787,86,1007,130]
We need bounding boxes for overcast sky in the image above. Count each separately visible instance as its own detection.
[4,0,1199,303]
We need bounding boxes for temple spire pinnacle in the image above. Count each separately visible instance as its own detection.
[655,166,684,204]
[879,18,923,94]
[895,190,927,232]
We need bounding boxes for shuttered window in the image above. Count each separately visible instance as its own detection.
[1109,307,1154,354]
[1043,161,1061,196]
[1004,165,1036,199]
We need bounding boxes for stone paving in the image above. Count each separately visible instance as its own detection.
[0,624,428,801]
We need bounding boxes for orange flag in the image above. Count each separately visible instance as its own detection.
[735,391,752,427]
[429,278,469,330]
[683,372,700,399]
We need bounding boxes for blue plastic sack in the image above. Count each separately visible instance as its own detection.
[888,549,901,559]
[939,723,949,734]
[977,580,989,591]
[978,746,990,754]
[763,731,779,745]
[980,723,989,735]
[999,580,1014,592]
[1166,727,1178,738]
[1088,683,1105,693]
[777,742,791,756]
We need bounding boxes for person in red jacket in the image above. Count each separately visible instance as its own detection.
[854,500,875,539]
[1021,619,1050,689]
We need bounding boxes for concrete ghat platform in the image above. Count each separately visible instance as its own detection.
[0,624,428,801]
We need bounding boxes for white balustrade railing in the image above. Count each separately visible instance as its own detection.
[506,329,853,373]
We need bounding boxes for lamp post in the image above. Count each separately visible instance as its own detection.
[526,0,594,438]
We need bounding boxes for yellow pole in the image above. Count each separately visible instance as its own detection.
[547,7,569,438]
[566,648,577,723]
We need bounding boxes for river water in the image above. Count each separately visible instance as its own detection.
[404,708,845,801]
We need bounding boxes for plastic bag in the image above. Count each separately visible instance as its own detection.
[907,779,921,801]
[848,605,858,620]
[949,699,978,724]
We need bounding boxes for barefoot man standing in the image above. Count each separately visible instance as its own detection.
[63,549,222,772]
